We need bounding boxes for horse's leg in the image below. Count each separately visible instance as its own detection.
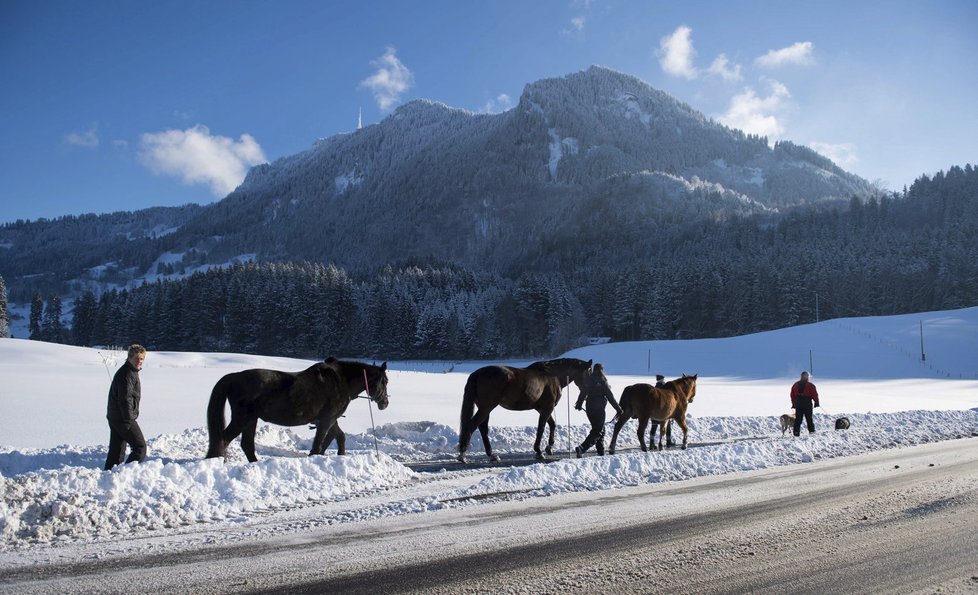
[240,417,260,463]
[219,406,249,455]
[544,414,556,455]
[477,417,501,462]
[608,415,627,455]
[637,417,649,452]
[533,413,550,460]
[309,418,334,456]
[333,425,346,456]
[459,406,496,463]
[677,416,689,450]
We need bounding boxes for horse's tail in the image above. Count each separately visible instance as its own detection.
[618,389,633,417]
[205,374,231,458]
[458,373,478,452]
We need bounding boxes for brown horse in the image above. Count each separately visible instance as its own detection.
[205,359,389,462]
[457,358,592,463]
[608,374,697,454]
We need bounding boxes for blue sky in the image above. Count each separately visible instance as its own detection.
[2,0,976,223]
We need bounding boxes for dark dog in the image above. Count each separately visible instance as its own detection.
[779,414,795,435]
[835,417,851,430]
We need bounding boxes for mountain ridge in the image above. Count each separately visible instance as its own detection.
[2,65,874,299]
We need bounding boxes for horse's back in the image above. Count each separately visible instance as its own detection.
[465,364,506,390]
[468,364,556,411]
[624,383,677,419]
[219,368,296,402]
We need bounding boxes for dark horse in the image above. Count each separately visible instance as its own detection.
[457,358,592,463]
[205,359,389,462]
[608,374,697,454]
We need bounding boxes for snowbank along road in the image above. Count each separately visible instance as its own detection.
[2,437,977,594]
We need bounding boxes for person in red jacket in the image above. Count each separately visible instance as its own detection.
[790,371,819,436]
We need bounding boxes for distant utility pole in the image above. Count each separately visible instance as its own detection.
[920,320,926,362]
[815,292,819,323]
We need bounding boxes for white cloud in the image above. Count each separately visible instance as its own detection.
[568,16,586,32]
[717,80,792,139]
[809,141,859,167]
[481,94,515,114]
[64,127,99,148]
[657,25,698,80]
[706,54,743,82]
[360,47,414,111]
[138,124,267,197]
[755,41,815,68]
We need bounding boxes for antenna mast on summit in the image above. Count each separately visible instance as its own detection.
[357,107,362,130]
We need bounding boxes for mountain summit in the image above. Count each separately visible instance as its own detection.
[199,66,871,272]
[1,66,875,303]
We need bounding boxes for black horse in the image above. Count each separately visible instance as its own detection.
[205,359,389,462]
[457,357,592,463]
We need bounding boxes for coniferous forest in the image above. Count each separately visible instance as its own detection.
[32,164,977,360]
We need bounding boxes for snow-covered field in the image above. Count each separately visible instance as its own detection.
[1,307,977,556]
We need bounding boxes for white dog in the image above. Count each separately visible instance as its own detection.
[779,413,796,435]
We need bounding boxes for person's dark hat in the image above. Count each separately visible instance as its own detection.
[655,374,665,381]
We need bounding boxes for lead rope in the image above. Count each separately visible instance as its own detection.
[566,376,572,457]
[96,351,113,380]
[363,368,379,455]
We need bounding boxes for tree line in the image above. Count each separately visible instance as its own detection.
[15,164,978,359]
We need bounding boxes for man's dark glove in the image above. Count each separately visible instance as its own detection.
[575,404,583,411]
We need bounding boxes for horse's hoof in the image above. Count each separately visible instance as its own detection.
[489,454,501,462]
[681,445,687,450]
[457,454,467,464]
[535,452,546,461]
[545,445,553,455]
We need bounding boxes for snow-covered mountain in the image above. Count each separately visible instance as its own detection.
[208,65,870,271]
[1,66,874,300]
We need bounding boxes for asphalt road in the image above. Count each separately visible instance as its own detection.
[4,438,977,594]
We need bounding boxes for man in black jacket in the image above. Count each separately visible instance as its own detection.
[575,363,623,457]
[104,344,148,470]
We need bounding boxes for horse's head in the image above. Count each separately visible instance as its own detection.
[568,358,593,390]
[528,358,593,389]
[680,373,698,403]
[365,362,390,410]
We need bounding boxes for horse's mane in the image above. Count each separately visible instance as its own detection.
[528,358,591,371]
[661,374,697,396]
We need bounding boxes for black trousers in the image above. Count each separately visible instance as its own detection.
[649,420,673,445]
[105,419,147,470]
[793,400,816,435]
[580,408,607,453]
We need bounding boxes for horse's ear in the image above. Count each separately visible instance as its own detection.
[381,362,387,371]
[587,359,593,367]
